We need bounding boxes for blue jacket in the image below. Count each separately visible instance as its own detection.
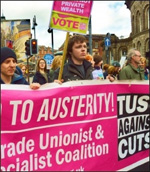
[0,66,29,85]
[0,73,29,84]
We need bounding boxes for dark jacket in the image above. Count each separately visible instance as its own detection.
[33,71,52,85]
[53,58,93,82]
[0,73,29,85]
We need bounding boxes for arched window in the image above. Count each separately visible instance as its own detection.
[147,8,149,29]
[136,11,142,33]
[118,47,127,58]
[109,49,113,62]
[143,5,149,29]
[145,39,150,52]
[137,41,142,52]
[132,15,135,34]
[121,48,127,56]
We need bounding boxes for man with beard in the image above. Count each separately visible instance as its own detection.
[119,48,144,80]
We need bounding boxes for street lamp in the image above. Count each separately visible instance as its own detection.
[32,15,37,39]
[48,27,54,56]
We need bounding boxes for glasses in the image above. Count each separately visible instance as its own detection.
[39,62,45,64]
[134,54,141,57]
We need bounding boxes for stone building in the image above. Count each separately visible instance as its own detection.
[125,0,149,58]
[85,0,149,64]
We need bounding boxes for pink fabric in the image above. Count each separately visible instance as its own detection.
[52,1,93,17]
[1,82,149,171]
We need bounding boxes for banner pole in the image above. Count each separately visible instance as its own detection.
[58,32,70,81]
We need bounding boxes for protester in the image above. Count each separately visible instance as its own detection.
[0,47,40,90]
[92,54,104,80]
[53,35,93,83]
[112,61,121,70]
[17,63,27,80]
[140,56,149,80]
[107,65,117,82]
[33,58,52,84]
[49,55,63,79]
[119,48,144,80]
[107,61,121,82]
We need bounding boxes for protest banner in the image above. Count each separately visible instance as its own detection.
[1,80,149,171]
[49,1,93,34]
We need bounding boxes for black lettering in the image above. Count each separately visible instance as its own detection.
[117,94,149,118]
[130,117,135,133]
[124,118,129,134]
[118,120,124,137]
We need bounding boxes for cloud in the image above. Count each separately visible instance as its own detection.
[91,1,131,37]
[1,1,131,49]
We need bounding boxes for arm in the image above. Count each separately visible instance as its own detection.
[30,83,41,90]
[118,69,128,80]
[31,72,41,89]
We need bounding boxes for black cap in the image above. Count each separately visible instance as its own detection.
[1,47,17,64]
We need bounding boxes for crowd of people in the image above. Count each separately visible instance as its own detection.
[1,35,149,89]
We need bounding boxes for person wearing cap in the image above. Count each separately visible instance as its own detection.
[112,61,120,68]
[119,48,144,80]
[0,47,40,89]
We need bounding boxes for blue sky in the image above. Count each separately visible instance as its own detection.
[1,1,131,50]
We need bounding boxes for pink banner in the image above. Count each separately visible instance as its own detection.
[52,1,93,17]
[1,81,149,171]
[50,1,93,34]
